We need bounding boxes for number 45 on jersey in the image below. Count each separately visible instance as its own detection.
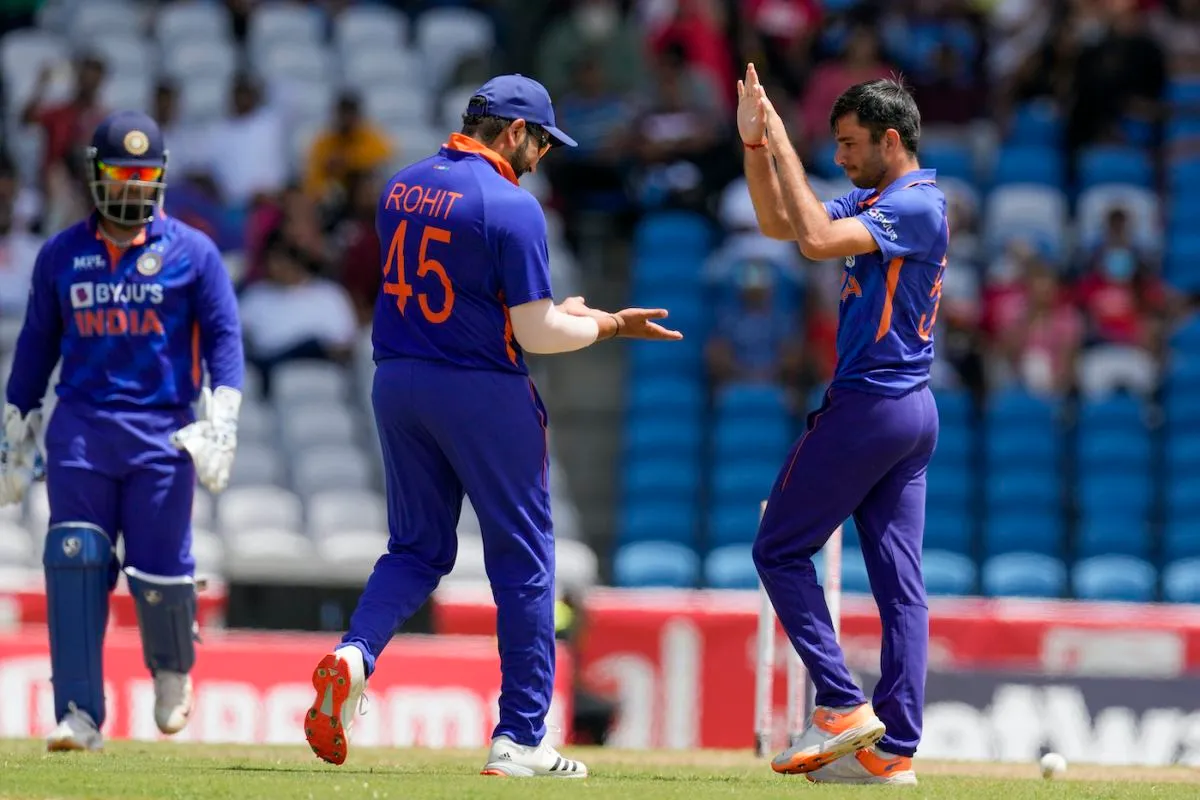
[383,220,456,323]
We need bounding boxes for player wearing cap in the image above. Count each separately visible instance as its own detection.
[737,66,945,786]
[303,75,681,777]
[0,110,244,751]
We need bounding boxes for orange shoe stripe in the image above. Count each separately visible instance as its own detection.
[813,704,876,735]
[855,749,912,775]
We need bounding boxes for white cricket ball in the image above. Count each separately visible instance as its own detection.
[1040,752,1067,779]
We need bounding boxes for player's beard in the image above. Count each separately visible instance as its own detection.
[507,147,533,179]
[849,147,889,189]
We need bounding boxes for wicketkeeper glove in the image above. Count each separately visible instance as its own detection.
[171,386,241,494]
[0,403,44,507]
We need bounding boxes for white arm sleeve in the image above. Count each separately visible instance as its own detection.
[509,299,601,354]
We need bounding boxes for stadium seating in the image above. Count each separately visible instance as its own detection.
[1072,555,1158,603]
[982,552,1068,598]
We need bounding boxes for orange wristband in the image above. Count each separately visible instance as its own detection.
[744,138,768,150]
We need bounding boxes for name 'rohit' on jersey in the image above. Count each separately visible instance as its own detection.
[5,212,243,413]
[823,169,949,397]
[371,134,553,376]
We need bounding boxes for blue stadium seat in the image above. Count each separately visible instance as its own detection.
[1166,481,1200,518]
[716,383,789,416]
[1168,320,1200,355]
[1166,117,1200,142]
[1076,146,1154,191]
[922,549,977,596]
[708,503,764,548]
[986,388,1058,428]
[625,415,702,460]
[1165,232,1200,292]
[985,470,1059,512]
[1077,394,1146,430]
[991,146,1065,188]
[985,426,1059,469]
[982,552,1068,598]
[1165,431,1200,475]
[1077,430,1152,471]
[1163,517,1200,561]
[840,515,860,548]
[931,423,972,464]
[633,211,715,256]
[1163,558,1200,603]
[713,417,791,462]
[842,548,871,594]
[623,457,702,502]
[933,389,973,427]
[711,462,780,505]
[1076,513,1151,559]
[1073,555,1157,602]
[1076,471,1153,516]
[614,540,700,588]
[627,375,703,417]
[628,337,705,377]
[983,510,1065,557]
[619,501,697,546]
[1168,77,1200,107]
[921,142,975,182]
[1006,100,1062,146]
[923,512,973,555]
[704,544,758,589]
[926,463,972,509]
[631,255,706,288]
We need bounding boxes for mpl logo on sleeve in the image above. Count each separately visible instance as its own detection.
[70,282,94,309]
[72,254,106,271]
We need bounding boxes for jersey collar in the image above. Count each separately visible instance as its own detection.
[86,210,168,242]
[857,168,938,208]
[444,133,519,186]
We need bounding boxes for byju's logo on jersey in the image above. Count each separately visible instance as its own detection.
[73,254,105,271]
[70,282,94,309]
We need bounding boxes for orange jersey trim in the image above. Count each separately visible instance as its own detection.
[445,132,519,186]
[875,257,904,342]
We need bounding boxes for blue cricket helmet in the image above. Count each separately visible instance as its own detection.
[86,110,169,226]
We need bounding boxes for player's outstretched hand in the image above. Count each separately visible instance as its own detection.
[610,307,685,341]
[737,63,767,146]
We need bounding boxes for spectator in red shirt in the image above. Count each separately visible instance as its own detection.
[1073,207,1170,396]
[995,263,1084,397]
[21,54,108,175]
[648,0,735,113]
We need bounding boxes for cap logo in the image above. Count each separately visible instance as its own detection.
[124,130,149,156]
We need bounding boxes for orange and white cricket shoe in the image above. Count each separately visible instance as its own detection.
[770,703,886,774]
[304,646,367,765]
[807,746,918,785]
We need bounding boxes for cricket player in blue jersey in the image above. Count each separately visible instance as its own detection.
[738,67,947,785]
[303,75,681,777]
[0,110,244,751]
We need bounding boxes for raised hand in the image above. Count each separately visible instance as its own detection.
[737,63,768,146]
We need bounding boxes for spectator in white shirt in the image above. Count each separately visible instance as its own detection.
[203,73,287,209]
[238,230,358,395]
[0,157,44,326]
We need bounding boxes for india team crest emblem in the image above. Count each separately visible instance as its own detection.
[136,251,162,276]
[124,130,149,156]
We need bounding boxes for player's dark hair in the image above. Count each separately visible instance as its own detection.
[830,78,921,155]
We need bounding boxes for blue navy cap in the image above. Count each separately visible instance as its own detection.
[467,74,577,148]
[90,110,166,166]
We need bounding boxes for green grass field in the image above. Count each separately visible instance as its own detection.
[0,741,1196,800]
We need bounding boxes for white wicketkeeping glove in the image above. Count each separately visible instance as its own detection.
[0,403,44,507]
[171,386,241,495]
